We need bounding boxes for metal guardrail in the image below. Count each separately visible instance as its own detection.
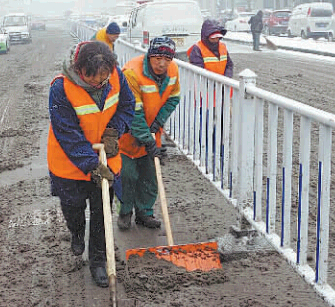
[71,22,335,306]
[68,20,97,41]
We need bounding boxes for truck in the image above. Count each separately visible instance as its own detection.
[2,13,32,44]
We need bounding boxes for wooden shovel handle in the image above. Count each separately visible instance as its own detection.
[92,143,117,306]
[152,134,174,246]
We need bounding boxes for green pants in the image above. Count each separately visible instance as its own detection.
[120,154,158,216]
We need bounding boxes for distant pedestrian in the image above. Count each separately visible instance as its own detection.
[91,21,120,51]
[248,10,263,51]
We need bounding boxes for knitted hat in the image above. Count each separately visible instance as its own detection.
[148,37,176,59]
[106,22,120,35]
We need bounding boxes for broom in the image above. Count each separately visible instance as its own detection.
[263,35,278,50]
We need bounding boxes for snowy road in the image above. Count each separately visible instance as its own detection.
[0,20,334,306]
[225,31,335,57]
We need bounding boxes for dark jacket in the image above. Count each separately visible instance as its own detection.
[249,10,263,33]
[49,56,135,175]
[188,19,233,78]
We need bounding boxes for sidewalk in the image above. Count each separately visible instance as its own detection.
[113,137,330,306]
[224,31,335,57]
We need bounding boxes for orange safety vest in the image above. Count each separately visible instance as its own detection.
[187,41,228,75]
[119,54,179,158]
[47,69,122,181]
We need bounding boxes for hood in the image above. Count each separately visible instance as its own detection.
[201,19,227,41]
[62,43,102,95]
[4,26,29,33]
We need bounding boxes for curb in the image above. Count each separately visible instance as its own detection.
[224,37,335,58]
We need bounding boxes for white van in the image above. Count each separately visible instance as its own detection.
[287,2,334,41]
[126,0,202,53]
[2,13,32,44]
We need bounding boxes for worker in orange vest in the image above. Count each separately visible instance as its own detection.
[117,37,180,230]
[187,19,234,162]
[47,41,135,288]
[187,19,233,77]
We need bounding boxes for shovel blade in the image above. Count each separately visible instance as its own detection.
[126,241,221,272]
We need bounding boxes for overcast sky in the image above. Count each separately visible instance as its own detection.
[1,0,123,16]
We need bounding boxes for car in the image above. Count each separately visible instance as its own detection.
[126,0,202,53]
[331,14,335,41]
[219,9,238,27]
[0,28,10,53]
[225,12,255,32]
[201,9,211,20]
[2,13,32,44]
[31,18,46,30]
[287,2,334,40]
[263,9,291,35]
[262,9,273,27]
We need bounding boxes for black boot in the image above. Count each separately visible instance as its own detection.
[135,214,161,228]
[71,230,85,256]
[90,266,109,288]
[160,144,167,157]
[117,212,133,230]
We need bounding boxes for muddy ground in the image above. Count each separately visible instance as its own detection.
[0,21,334,306]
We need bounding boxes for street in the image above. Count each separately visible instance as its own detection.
[0,21,333,306]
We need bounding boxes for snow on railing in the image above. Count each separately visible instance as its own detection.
[70,22,335,306]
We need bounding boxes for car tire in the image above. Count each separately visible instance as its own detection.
[287,29,292,38]
[327,33,333,42]
[301,30,307,39]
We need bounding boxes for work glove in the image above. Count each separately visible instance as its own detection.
[101,128,119,158]
[145,141,162,160]
[150,119,161,134]
[90,162,114,188]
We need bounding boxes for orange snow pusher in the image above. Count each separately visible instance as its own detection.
[125,135,222,272]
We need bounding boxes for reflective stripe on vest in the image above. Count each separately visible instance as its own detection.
[73,93,119,116]
[187,41,227,75]
[120,54,179,158]
[47,69,122,180]
[140,85,157,93]
[197,41,227,75]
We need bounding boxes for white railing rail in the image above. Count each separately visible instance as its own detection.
[71,22,335,305]
[68,20,97,41]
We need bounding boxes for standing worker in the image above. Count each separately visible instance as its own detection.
[187,19,233,164]
[187,19,233,78]
[248,10,263,51]
[91,21,120,51]
[48,41,135,288]
[117,37,180,230]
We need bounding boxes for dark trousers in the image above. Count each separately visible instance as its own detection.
[252,32,261,50]
[50,172,111,268]
[119,154,158,216]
